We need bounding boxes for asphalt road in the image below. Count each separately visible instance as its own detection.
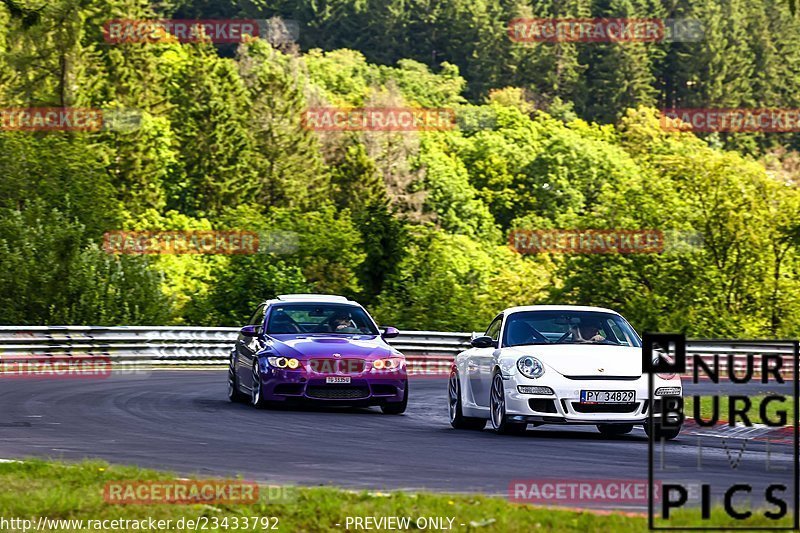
[0,371,795,513]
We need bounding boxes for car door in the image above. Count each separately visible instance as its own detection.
[468,315,502,408]
[236,303,266,390]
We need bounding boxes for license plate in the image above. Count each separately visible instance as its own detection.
[326,376,351,384]
[580,390,635,403]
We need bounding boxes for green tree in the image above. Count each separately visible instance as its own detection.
[329,140,408,303]
[187,257,307,326]
[238,40,330,211]
[0,204,172,325]
[0,133,121,237]
[165,46,257,216]
[554,108,800,337]
[575,0,661,122]
[374,226,553,331]
[414,134,498,238]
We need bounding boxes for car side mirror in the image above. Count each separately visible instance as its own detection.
[470,336,496,349]
[382,326,400,339]
[240,325,260,337]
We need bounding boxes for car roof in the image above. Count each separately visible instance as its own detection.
[264,294,361,306]
[501,304,623,316]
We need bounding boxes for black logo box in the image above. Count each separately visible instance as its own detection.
[643,333,799,531]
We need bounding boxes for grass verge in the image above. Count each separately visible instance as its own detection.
[0,459,795,532]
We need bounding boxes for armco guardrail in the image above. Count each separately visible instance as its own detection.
[685,340,797,377]
[0,327,470,374]
[0,327,796,377]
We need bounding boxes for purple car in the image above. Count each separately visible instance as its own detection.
[227,294,408,414]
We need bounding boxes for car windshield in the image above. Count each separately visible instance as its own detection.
[502,311,641,347]
[266,303,379,335]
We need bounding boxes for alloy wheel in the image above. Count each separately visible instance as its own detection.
[490,374,505,429]
[251,365,261,405]
[448,373,460,423]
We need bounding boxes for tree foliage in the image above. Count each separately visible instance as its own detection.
[0,1,798,338]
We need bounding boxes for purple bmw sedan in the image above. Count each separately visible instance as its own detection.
[227,294,408,414]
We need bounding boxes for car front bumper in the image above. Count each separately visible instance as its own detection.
[502,374,682,425]
[258,367,407,404]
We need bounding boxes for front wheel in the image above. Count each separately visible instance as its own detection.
[251,363,269,409]
[227,363,248,403]
[448,371,486,430]
[644,420,681,440]
[381,381,408,415]
[489,372,526,435]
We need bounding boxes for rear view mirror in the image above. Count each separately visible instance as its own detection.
[240,325,260,337]
[554,316,581,325]
[382,326,400,339]
[470,336,496,349]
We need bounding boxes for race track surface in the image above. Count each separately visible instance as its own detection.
[0,371,794,511]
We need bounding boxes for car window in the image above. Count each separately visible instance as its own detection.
[266,303,379,335]
[502,311,641,347]
[247,304,266,326]
[485,316,502,341]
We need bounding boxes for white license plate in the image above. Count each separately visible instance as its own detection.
[580,390,635,403]
[326,376,351,384]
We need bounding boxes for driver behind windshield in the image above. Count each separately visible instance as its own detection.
[330,312,358,333]
[575,319,606,343]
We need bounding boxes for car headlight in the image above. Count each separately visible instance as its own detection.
[267,356,300,369]
[373,357,404,371]
[517,356,545,379]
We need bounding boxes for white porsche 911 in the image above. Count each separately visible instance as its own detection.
[448,305,683,439]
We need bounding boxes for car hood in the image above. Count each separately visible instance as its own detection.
[506,344,642,377]
[267,335,397,359]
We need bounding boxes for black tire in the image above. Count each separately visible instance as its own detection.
[227,363,248,403]
[644,420,681,440]
[489,372,527,435]
[381,380,408,415]
[251,362,269,409]
[597,423,634,436]
[448,371,487,430]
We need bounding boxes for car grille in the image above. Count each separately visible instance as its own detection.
[529,399,558,413]
[308,358,366,374]
[572,402,639,413]
[273,383,304,396]
[306,386,370,400]
[371,384,399,396]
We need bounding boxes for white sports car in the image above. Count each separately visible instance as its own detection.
[448,305,683,439]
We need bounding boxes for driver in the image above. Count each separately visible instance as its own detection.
[331,313,357,332]
[576,319,605,342]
